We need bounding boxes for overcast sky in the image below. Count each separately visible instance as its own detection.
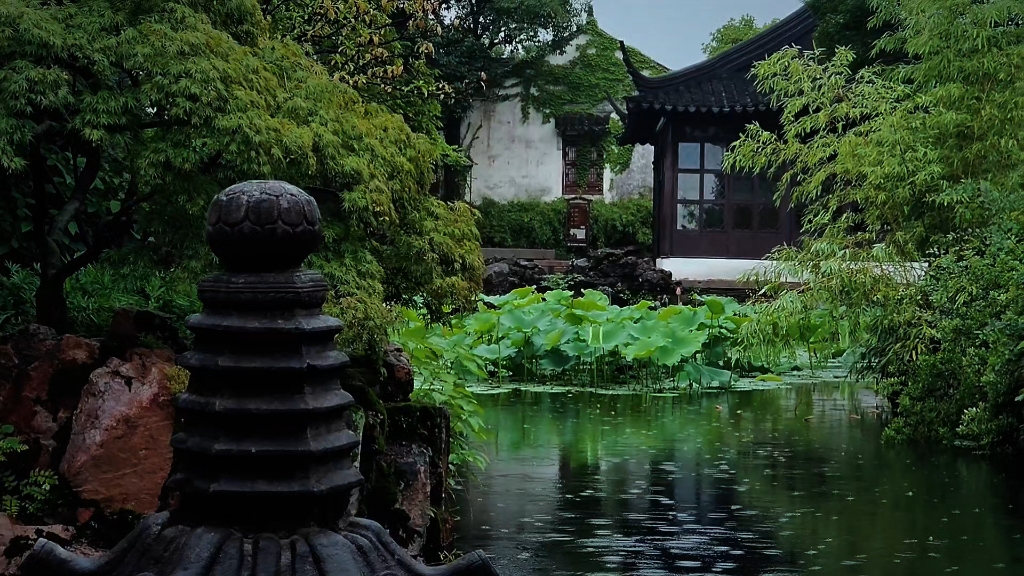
[591,0,805,70]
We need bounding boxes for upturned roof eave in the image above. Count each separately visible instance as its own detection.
[621,5,817,91]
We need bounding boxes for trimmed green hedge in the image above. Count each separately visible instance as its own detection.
[474,197,652,254]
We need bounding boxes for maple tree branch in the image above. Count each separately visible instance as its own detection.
[49,147,102,238]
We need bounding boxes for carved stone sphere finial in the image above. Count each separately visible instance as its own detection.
[206,180,323,272]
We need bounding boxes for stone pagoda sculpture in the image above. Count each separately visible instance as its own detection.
[19,181,499,576]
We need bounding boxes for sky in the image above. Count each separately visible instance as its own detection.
[591,0,805,70]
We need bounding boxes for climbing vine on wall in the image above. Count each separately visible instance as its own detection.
[518,15,668,177]
[569,119,634,188]
[605,118,634,174]
[572,138,602,188]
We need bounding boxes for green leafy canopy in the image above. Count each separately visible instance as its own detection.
[0,0,482,351]
[725,0,1024,449]
[514,14,667,180]
[702,14,780,58]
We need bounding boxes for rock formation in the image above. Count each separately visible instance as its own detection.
[0,328,101,469]
[567,247,676,305]
[482,259,547,295]
[59,349,176,515]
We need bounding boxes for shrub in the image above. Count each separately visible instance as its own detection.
[590,197,654,250]
[0,264,38,336]
[0,247,205,341]
[0,424,59,521]
[474,197,652,254]
[866,228,1024,450]
[474,198,565,251]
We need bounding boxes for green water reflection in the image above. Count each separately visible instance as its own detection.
[453,386,1024,575]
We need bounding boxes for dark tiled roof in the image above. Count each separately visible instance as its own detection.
[627,68,774,114]
[621,6,817,115]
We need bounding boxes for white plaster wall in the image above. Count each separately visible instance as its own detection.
[463,100,564,202]
[461,32,655,204]
[463,104,654,203]
[461,35,588,203]
[657,258,778,282]
[609,144,655,200]
[657,258,928,283]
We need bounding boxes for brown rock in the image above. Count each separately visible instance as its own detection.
[1,521,77,576]
[10,523,75,544]
[75,508,94,525]
[0,330,101,469]
[55,336,101,367]
[59,348,176,514]
[0,513,12,550]
[380,343,414,403]
[358,404,452,560]
[8,325,58,366]
[0,345,17,383]
[382,443,432,557]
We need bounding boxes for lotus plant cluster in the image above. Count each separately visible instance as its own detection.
[395,287,762,391]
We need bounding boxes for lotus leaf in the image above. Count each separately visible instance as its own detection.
[395,288,757,390]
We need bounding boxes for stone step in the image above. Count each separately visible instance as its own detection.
[482,247,557,260]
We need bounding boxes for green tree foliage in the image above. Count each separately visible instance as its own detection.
[259,0,448,135]
[511,14,666,180]
[702,14,780,58]
[804,0,900,68]
[435,0,591,118]
[518,15,666,121]
[727,0,1024,449]
[0,0,482,354]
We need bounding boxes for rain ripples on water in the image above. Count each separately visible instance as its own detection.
[453,386,1024,575]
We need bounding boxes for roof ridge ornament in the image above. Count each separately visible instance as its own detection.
[618,39,646,82]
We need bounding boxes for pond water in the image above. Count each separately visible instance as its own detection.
[452,385,1024,575]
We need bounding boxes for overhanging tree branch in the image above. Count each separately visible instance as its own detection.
[49,147,102,238]
[55,173,148,283]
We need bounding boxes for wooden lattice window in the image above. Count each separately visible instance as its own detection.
[675,142,780,232]
[563,141,604,196]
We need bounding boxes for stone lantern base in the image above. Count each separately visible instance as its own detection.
[20,512,496,576]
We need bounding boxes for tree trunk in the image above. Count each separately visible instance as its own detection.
[35,274,70,333]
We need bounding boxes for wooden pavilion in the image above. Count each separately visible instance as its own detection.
[616,6,817,264]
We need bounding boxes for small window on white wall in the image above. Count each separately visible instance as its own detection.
[562,140,604,196]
